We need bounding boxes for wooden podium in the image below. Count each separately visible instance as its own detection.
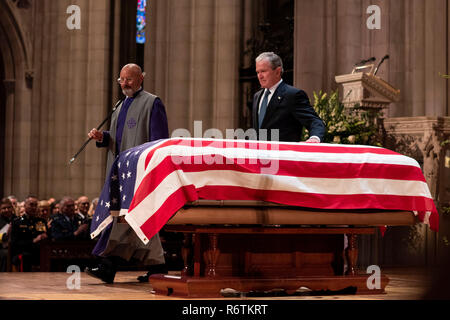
[335,71,400,110]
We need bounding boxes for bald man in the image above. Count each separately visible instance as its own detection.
[87,63,169,283]
[89,63,169,175]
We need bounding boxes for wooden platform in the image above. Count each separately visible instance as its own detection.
[149,273,389,298]
[0,268,434,300]
[158,205,418,297]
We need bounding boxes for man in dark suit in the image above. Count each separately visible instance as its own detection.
[49,197,89,240]
[253,52,325,142]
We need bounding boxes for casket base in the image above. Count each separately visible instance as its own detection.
[149,274,389,298]
[148,205,414,298]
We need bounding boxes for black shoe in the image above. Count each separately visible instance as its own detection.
[137,264,167,283]
[85,264,116,284]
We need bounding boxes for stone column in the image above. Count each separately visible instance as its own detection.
[145,0,241,136]
[239,0,259,129]
[294,0,333,97]
[448,0,450,117]
[0,0,34,200]
[145,0,193,133]
[211,0,241,132]
[31,0,115,200]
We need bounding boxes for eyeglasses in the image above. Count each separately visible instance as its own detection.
[117,77,133,84]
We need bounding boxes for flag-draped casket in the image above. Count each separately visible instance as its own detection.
[91,137,440,296]
[90,137,439,249]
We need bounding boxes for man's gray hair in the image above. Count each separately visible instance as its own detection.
[256,52,284,74]
[59,196,73,206]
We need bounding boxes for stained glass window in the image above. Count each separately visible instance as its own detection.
[136,0,146,44]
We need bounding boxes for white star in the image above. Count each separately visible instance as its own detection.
[100,200,103,206]
[127,171,132,178]
[96,216,99,222]
[119,185,123,192]
[135,151,140,156]
[122,173,126,180]
[118,162,121,168]
[126,151,131,156]
[126,160,130,167]
[122,195,127,201]
[105,202,110,208]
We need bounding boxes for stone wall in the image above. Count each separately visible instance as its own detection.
[144,0,242,136]
[293,0,449,118]
[0,0,116,200]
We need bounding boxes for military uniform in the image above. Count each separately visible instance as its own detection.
[49,214,76,240]
[0,216,11,271]
[10,214,47,271]
[49,213,88,240]
[0,216,10,246]
[74,213,87,224]
[74,213,90,240]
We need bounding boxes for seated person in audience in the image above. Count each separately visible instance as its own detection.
[17,201,25,216]
[76,196,89,222]
[87,198,98,220]
[10,195,48,271]
[0,198,15,271]
[49,197,89,240]
[74,196,91,239]
[38,200,51,221]
[50,200,61,217]
[7,195,19,217]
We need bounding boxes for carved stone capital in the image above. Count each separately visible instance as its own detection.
[384,116,450,199]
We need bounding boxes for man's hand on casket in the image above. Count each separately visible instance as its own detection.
[305,136,321,143]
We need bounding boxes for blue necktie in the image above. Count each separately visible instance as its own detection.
[258,89,270,128]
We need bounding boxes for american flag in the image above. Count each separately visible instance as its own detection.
[90,140,161,240]
[91,137,439,245]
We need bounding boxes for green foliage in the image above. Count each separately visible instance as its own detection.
[442,206,450,216]
[442,236,449,247]
[304,90,382,146]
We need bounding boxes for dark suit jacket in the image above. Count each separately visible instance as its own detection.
[252,81,325,142]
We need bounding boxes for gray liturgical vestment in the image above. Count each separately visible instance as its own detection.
[94,89,169,265]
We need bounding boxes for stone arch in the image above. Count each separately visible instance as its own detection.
[0,0,34,199]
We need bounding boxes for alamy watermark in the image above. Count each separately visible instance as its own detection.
[366,5,381,30]
[66,5,81,30]
[67,4,380,31]
[170,121,281,175]
[366,265,381,290]
[66,265,81,290]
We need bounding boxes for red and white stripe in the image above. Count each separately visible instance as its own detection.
[124,138,438,244]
